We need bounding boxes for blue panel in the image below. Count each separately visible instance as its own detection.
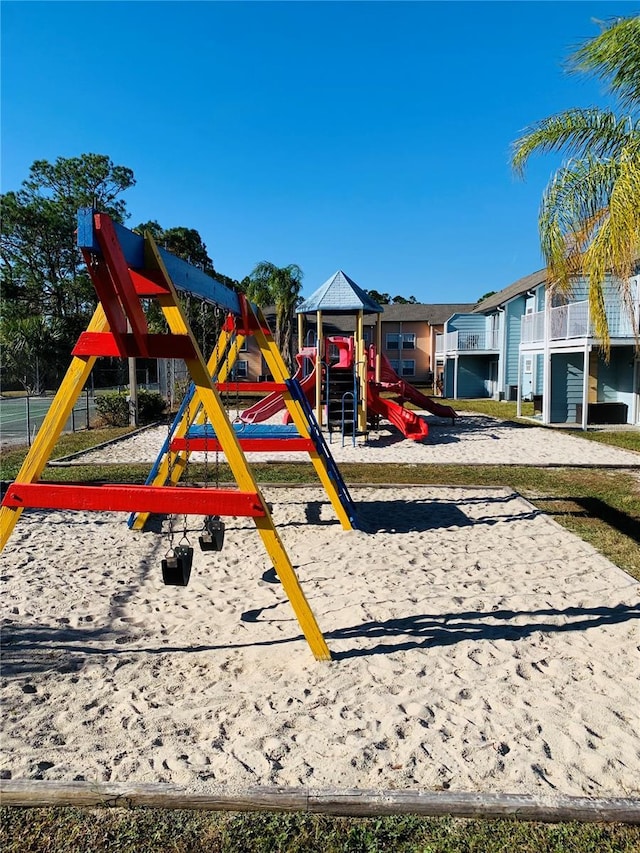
[77,208,241,314]
[189,423,301,439]
[598,347,634,401]
[447,313,485,333]
[505,296,525,385]
[551,353,583,423]
[159,251,240,315]
[458,356,491,398]
[535,354,544,395]
[77,208,100,251]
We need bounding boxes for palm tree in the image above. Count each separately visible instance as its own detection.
[511,15,640,354]
[245,261,303,369]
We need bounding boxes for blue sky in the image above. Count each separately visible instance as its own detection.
[2,1,637,304]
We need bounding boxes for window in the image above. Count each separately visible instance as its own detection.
[386,333,415,350]
[232,360,248,379]
[239,338,248,352]
[524,358,532,374]
[389,359,415,377]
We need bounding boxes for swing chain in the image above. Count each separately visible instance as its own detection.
[182,398,191,544]
[166,409,175,554]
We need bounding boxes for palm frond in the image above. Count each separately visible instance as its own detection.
[539,156,616,282]
[568,16,640,112]
[511,110,638,176]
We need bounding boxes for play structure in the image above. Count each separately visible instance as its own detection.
[0,210,358,661]
[237,336,456,445]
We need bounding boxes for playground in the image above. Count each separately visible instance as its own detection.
[1,211,639,806]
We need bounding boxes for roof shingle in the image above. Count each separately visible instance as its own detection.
[297,270,384,314]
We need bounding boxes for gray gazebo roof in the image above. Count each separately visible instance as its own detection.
[297,270,383,314]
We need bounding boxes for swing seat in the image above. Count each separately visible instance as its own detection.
[162,544,193,586]
[199,516,225,552]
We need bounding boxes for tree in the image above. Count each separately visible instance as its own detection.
[366,289,390,305]
[133,220,238,356]
[135,223,215,274]
[0,314,65,394]
[391,294,417,304]
[1,154,135,388]
[511,15,640,354]
[244,262,303,369]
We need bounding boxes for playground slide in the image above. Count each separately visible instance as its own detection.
[378,353,456,421]
[367,384,429,441]
[239,369,316,424]
[396,382,456,421]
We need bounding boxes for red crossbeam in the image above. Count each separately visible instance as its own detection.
[171,438,315,453]
[215,382,286,394]
[72,332,196,359]
[2,484,266,517]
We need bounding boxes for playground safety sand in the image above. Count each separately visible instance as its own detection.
[1,483,639,797]
[71,410,640,467]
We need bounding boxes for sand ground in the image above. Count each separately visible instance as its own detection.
[1,411,639,797]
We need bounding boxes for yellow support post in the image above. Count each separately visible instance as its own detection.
[147,238,331,661]
[0,306,109,551]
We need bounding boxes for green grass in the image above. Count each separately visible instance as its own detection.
[431,396,535,420]
[1,808,639,853]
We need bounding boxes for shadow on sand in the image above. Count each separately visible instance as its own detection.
[3,602,638,671]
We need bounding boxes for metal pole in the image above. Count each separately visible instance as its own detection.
[128,357,139,427]
[315,310,323,426]
[86,387,90,430]
[127,319,139,427]
[26,395,31,447]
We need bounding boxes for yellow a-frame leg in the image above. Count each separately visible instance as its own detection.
[250,306,354,531]
[0,305,109,550]
[130,324,245,531]
[147,239,331,661]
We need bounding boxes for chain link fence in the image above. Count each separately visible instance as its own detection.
[0,389,100,449]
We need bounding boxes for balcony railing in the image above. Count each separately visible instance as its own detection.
[436,330,499,354]
[550,301,590,339]
[522,302,589,343]
[521,311,546,344]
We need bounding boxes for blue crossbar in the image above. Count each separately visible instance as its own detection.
[188,423,302,440]
[77,208,242,315]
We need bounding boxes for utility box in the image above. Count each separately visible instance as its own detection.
[576,402,628,424]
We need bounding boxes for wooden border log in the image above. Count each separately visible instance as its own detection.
[1,781,639,824]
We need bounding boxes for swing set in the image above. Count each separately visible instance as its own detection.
[0,209,358,661]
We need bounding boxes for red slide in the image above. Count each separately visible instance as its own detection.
[239,369,316,424]
[367,383,429,441]
[395,382,456,421]
[378,354,456,421]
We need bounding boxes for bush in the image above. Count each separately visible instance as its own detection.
[138,389,167,423]
[95,389,166,427]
